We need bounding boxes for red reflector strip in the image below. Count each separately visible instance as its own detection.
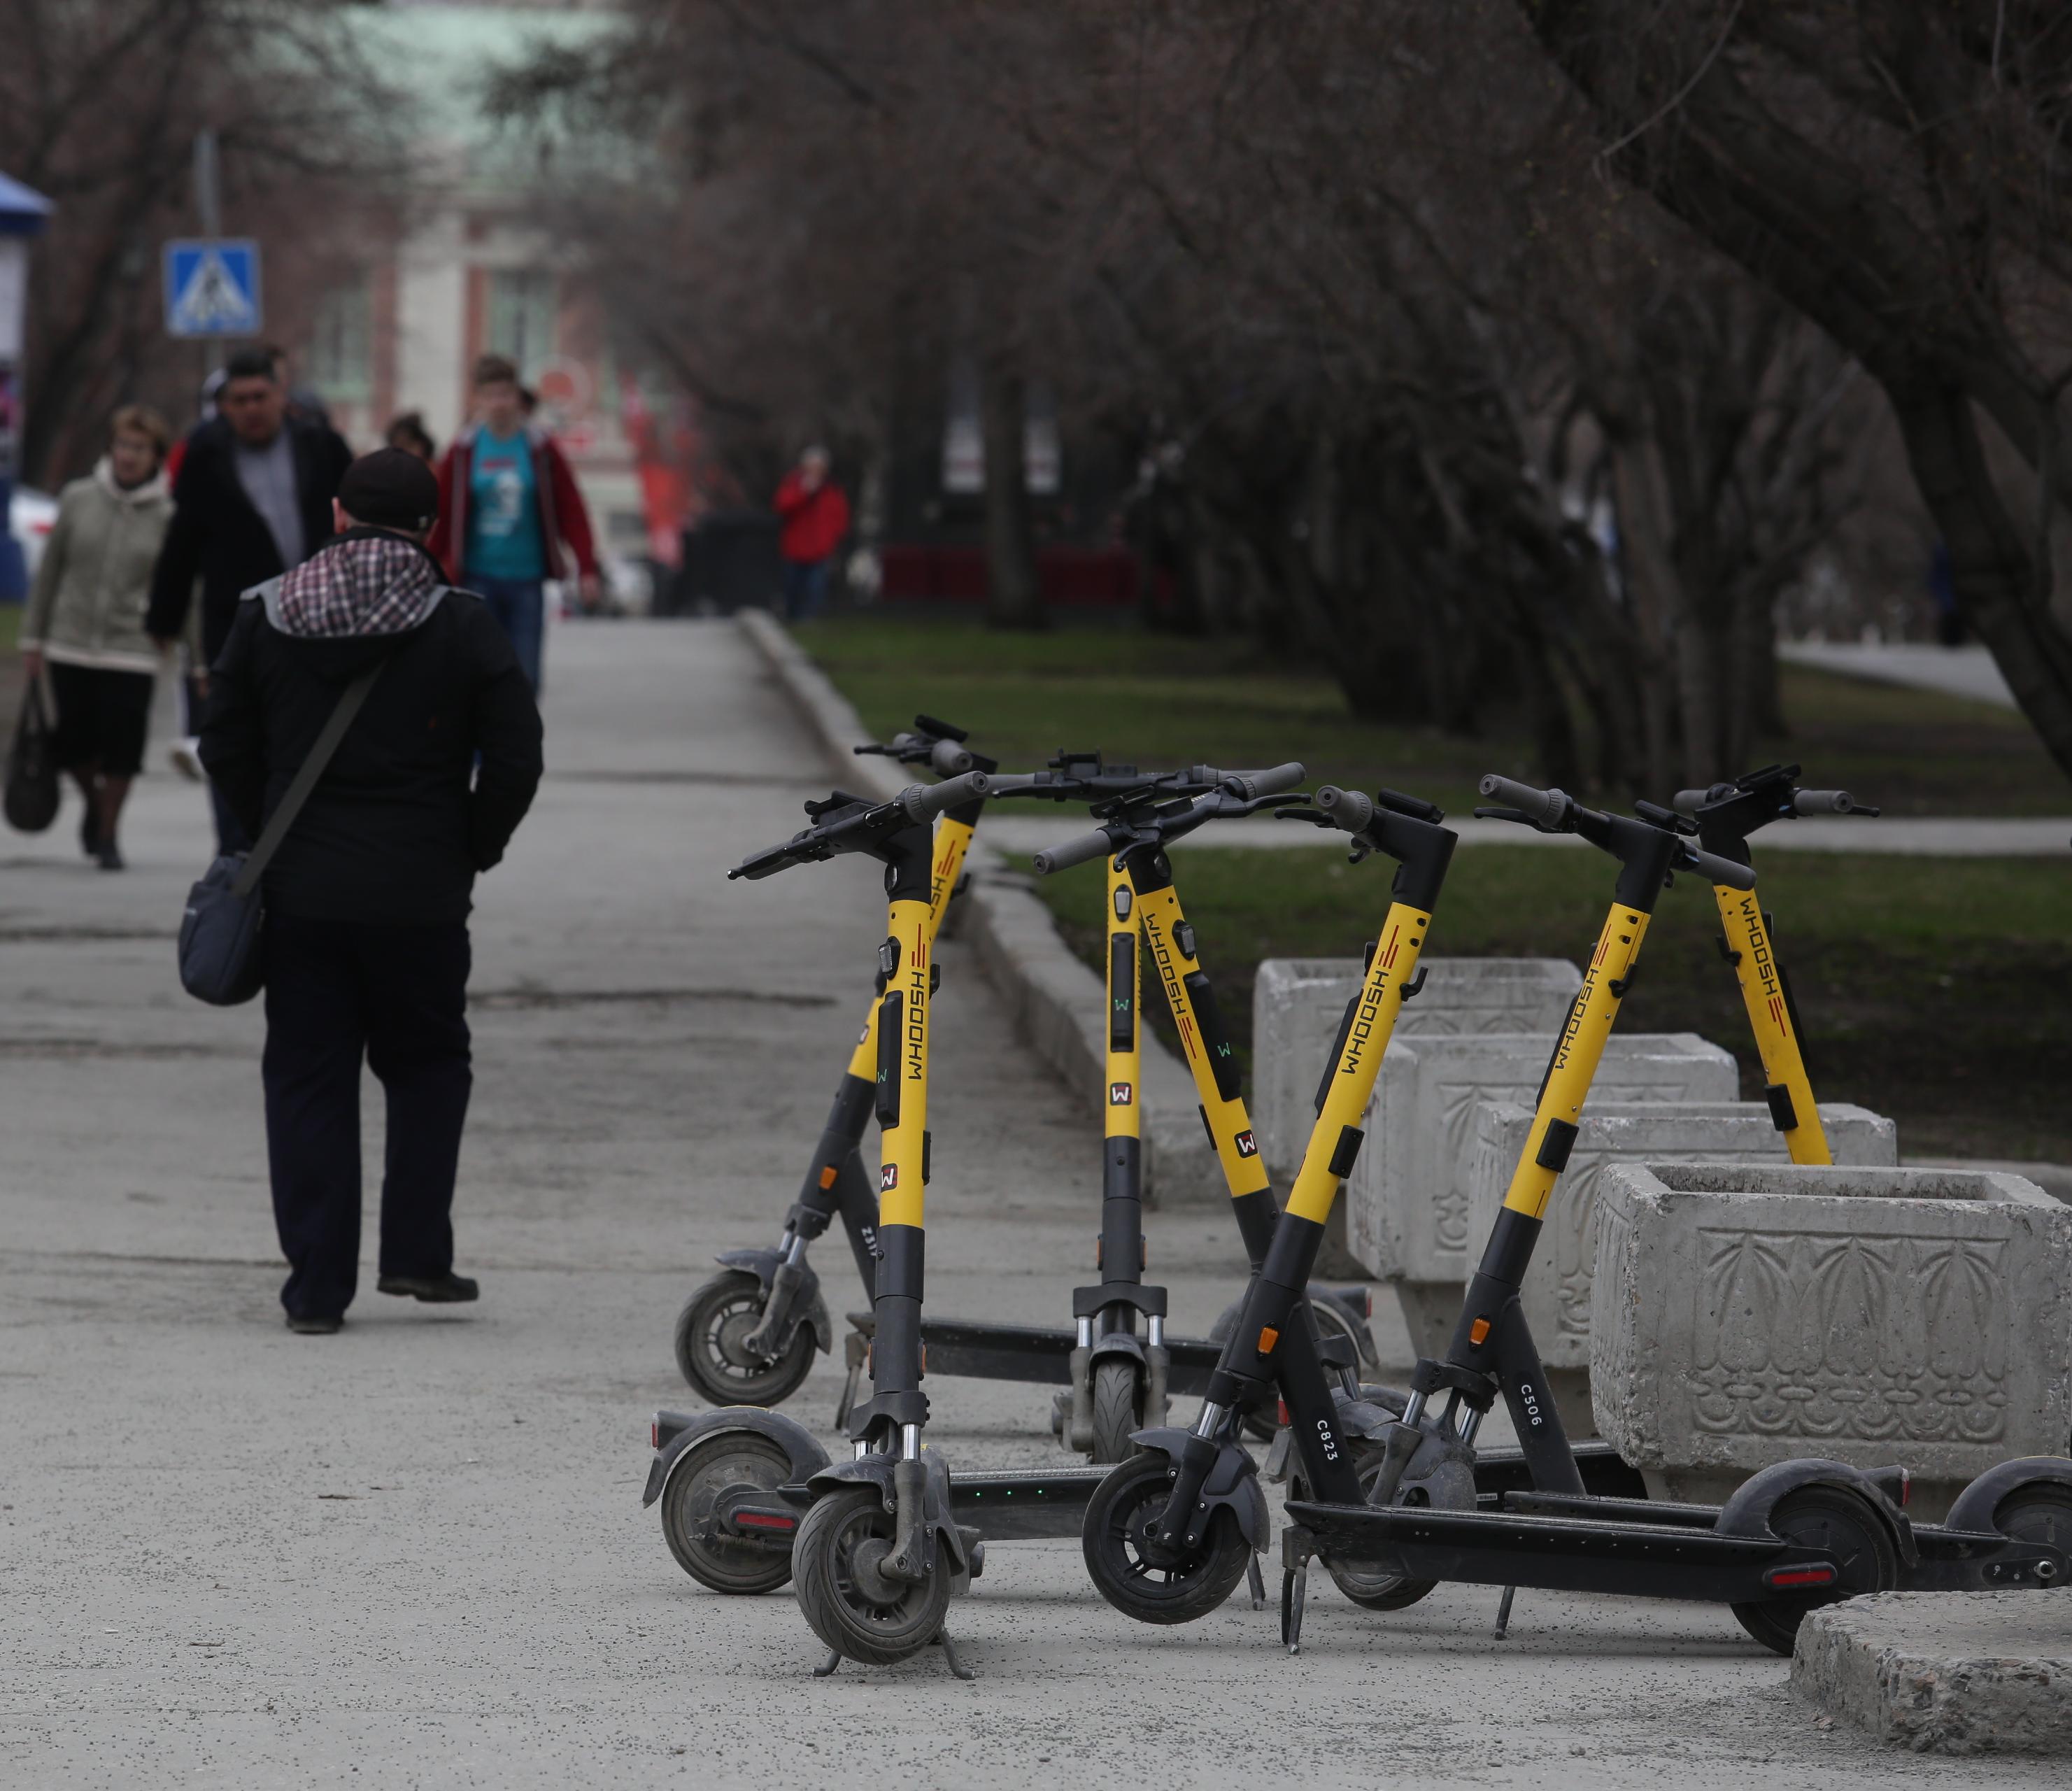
[1765,1565,1837,1589]
[735,1512,798,1531]
[648,1422,659,1450]
[1277,1399,1291,1427]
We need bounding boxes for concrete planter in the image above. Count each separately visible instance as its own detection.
[1591,1163,2072,1517]
[1463,1103,1898,1435]
[1251,957,1581,1181]
[1346,1032,1738,1356]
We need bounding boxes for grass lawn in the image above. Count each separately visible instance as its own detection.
[791,613,2072,1163]
[1026,845,2072,1163]
[796,614,2072,816]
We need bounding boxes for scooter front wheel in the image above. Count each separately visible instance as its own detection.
[793,1485,953,1666]
[1081,1452,1253,1625]
[659,1429,799,1594]
[1302,1438,1437,1612]
[673,1270,816,1407]
[1088,1359,1143,1465]
[1730,1485,1899,1656]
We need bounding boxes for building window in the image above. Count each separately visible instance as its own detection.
[308,271,371,401]
[488,270,557,380]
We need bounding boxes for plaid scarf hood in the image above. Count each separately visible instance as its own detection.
[274,532,444,638]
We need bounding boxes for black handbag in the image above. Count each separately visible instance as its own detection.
[4,676,60,833]
[178,666,380,1006]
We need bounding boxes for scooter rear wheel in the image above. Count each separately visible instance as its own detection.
[1088,1359,1143,1465]
[793,1485,953,1665]
[1731,1485,1899,1656]
[1081,1452,1254,1625]
[673,1270,816,1407]
[659,1429,800,1594]
[1993,1482,2072,1564]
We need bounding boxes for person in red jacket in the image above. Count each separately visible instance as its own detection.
[427,353,599,691]
[774,446,850,621]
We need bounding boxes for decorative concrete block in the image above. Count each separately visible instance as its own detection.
[1793,1591,2072,1756]
[1344,1032,1738,1356]
[1251,957,1582,1180]
[1461,1103,1898,1436]
[1591,1163,2072,1517]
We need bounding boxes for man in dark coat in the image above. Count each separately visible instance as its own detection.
[149,346,353,847]
[199,450,545,1333]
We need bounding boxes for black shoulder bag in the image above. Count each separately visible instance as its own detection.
[177,666,380,1006]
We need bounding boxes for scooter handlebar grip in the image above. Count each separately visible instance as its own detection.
[1031,829,1116,876]
[1228,761,1305,800]
[1313,786,1375,832]
[1477,774,1569,828]
[930,737,977,777]
[899,769,992,822]
[1686,844,1757,891]
[1794,788,1854,815]
[1672,788,1708,816]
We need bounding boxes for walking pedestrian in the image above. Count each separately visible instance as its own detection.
[15,407,176,870]
[147,346,353,849]
[198,448,544,1335]
[774,446,849,622]
[774,446,845,621]
[427,353,599,691]
[385,411,437,464]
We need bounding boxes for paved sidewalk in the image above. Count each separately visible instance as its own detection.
[1780,640,2017,709]
[3,623,2057,1788]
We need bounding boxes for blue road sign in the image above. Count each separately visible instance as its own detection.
[164,239,262,339]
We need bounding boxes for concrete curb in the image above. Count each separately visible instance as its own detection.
[1793,1592,2072,1755]
[735,610,1221,1205]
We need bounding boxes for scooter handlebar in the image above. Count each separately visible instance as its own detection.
[1793,788,1856,815]
[1477,774,1570,829]
[1031,828,1117,876]
[930,737,977,777]
[898,769,993,823]
[1671,788,1708,817]
[1684,844,1757,891]
[1224,761,1306,801]
[1312,786,1374,832]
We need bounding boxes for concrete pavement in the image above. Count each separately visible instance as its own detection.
[1779,640,2017,709]
[3,621,2059,1788]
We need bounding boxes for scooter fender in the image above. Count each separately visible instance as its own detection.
[1715,1457,1917,1566]
[641,1404,832,1509]
[1086,1331,1149,1371]
[804,1450,975,1578]
[1129,1426,1272,1552]
[1310,1286,1381,1368]
[1943,1454,2072,1534]
[1331,1388,1408,1443]
[714,1247,833,1356]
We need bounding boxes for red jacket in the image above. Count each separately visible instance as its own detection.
[774,472,850,565]
[429,424,599,584]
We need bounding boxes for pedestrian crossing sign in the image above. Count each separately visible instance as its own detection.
[163,239,263,339]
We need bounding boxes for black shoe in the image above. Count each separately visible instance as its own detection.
[95,840,124,872]
[377,1271,479,1303]
[286,1313,343,1335]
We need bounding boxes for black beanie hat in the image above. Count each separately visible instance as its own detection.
[339,448,441,534]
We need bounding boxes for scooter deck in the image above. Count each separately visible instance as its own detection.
[910,1315,1216,1390]
[1286,1495,2067,1599]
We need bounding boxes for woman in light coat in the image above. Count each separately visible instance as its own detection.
[18,406,175,869]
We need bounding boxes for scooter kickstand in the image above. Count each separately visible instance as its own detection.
[813,1649,842,1678]
[936,1630,977,1682]
[1247,1552,1267,1612]
[1493,1584,1517,1641]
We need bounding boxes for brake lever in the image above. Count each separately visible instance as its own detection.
[1472,805,1529,823]
[1272,805,1335,827]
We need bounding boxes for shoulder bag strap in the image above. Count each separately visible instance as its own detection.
[230,664,381,900]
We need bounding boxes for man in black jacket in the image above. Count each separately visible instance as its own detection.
[150,347,354,849]
[201,450,544,1334]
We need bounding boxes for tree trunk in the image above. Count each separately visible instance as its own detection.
[980,360,1044,630]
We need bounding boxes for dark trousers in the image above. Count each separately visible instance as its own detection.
[261,913,474,1319]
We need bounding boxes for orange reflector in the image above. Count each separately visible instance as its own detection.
[818,1166,839,1189]
[1468,1318,1491,1347]
[1258,1326,1280,1354]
